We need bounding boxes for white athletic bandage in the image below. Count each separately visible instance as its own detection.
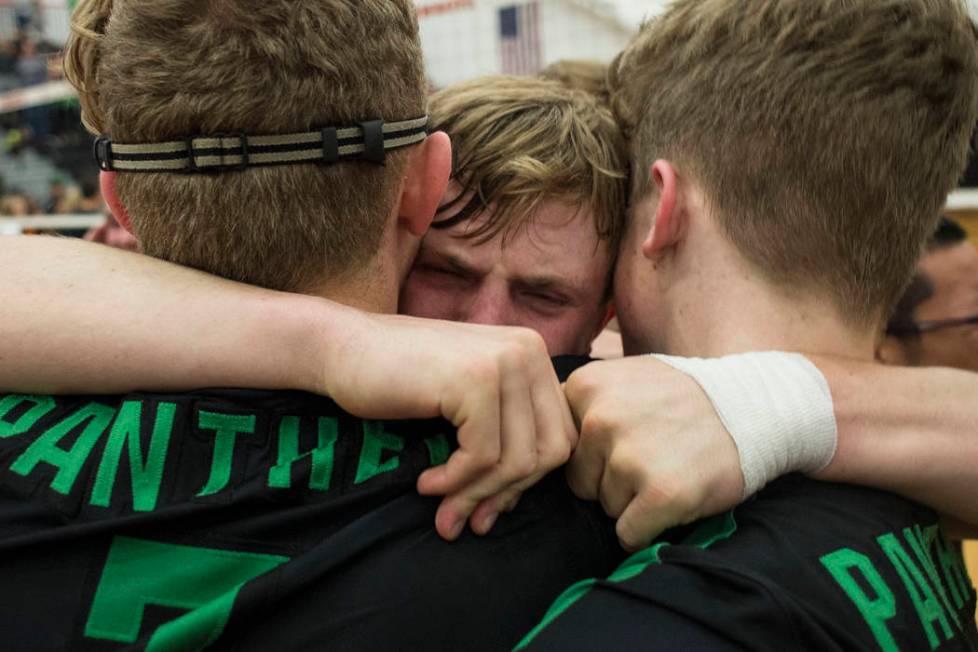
[652,352,838,498]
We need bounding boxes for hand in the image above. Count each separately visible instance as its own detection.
[564,356,744,551]
[320,310,577,541]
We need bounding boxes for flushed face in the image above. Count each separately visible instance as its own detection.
[399,194,612,356]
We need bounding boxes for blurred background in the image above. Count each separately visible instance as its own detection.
[0,0,977,242]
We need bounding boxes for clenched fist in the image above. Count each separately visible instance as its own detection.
[564,356,745,551]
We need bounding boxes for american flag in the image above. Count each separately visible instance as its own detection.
[499,3,542,76]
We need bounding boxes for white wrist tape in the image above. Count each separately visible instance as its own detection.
[652,352,838,498]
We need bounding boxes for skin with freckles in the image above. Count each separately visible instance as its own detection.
[400,190,614,357]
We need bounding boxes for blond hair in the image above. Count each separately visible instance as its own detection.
[430,75,627,251]
[64,0,426,291]
[611,0,978,325]
[539,59,611,103]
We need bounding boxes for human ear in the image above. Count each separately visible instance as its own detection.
[398,131,452,237]
[641,159,683,259]
[99,171,134,234]
[876,336,910,366]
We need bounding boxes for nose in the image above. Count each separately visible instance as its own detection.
[461,285,515,328]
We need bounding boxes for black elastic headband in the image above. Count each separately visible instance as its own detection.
[93,116,428,173]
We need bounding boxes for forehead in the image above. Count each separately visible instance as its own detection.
[423,200,611,285]
[919,243,978,306]
[923,244,978,285]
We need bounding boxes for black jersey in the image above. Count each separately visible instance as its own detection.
[519,474,978,651]
[0,385,621,651]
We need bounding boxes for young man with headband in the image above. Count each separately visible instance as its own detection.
[519,0,978,648]
[0,1,626,649]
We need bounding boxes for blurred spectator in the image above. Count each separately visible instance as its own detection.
[879,217,978,373]
[43,179,65,214]
[14,36,46,87]
[15,35,51,141]
[4,129,24,156]
[0,191,37,216]
[76,178,104,213]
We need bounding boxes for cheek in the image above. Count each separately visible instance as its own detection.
[525,309,602,357]
[399,274,460,320]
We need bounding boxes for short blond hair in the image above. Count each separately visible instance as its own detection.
[430,75,627,251]
[611,0,978,325]
[539,60,610,103]
[65,0,426,291]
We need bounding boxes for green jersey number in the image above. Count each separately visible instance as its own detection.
[85,536,288,651]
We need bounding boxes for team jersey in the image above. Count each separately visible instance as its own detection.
[0,383,622,651]
[519,474,978,651]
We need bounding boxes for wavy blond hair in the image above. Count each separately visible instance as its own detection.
[430,75,627,253]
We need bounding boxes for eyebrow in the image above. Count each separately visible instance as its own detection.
[418,249,479,276]
[513,275,580,301]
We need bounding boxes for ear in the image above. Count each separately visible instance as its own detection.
[99,171,134,234]
[398,131,452,237]
[875,335,910,366]
[640,159,683,259]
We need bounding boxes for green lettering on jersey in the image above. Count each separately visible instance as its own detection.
[85,536,287,651]
[0,395,56,438]
[424,434,451,467]
[930,525,972,611]
[355,421,404,485]
[904,525,961,629]
[821,548,898,652]
[10,402,115,494]
[879,532,954,649]
[268,416,338,491]
[196,411,256,497]
[90,401,176,512]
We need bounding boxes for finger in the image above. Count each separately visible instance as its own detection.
[527,359,576,473]
[469,362,577,536]
[616,490,680,552]
[598,460,636,518]
[417,371,502,497]
[455,355,538,533]
[469,487,522,535]
[565,426,607,500]
[433,352,539,540]
[563,365,602,429]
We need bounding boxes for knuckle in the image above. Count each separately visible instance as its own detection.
[514,326,547,353]
[466,358,501,386]
[638,476,699,519]
[468,448,499,471]
[509,455,537,479]
[606,449,641,481]
[547,440,573,467]
[580,408,618,442]
[564,369,596,402]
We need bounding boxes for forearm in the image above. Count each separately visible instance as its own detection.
[0,235,341,394]
[810,356,978,526]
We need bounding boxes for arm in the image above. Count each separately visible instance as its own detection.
[1,235,328,395]
[809,356,978,536]
[0,235,576,540]
[564,354,978,551]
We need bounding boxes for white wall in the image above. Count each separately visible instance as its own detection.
[417,0,635,87]
[540,0,631,64]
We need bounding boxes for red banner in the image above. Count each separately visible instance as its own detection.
[416,0,474,18]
